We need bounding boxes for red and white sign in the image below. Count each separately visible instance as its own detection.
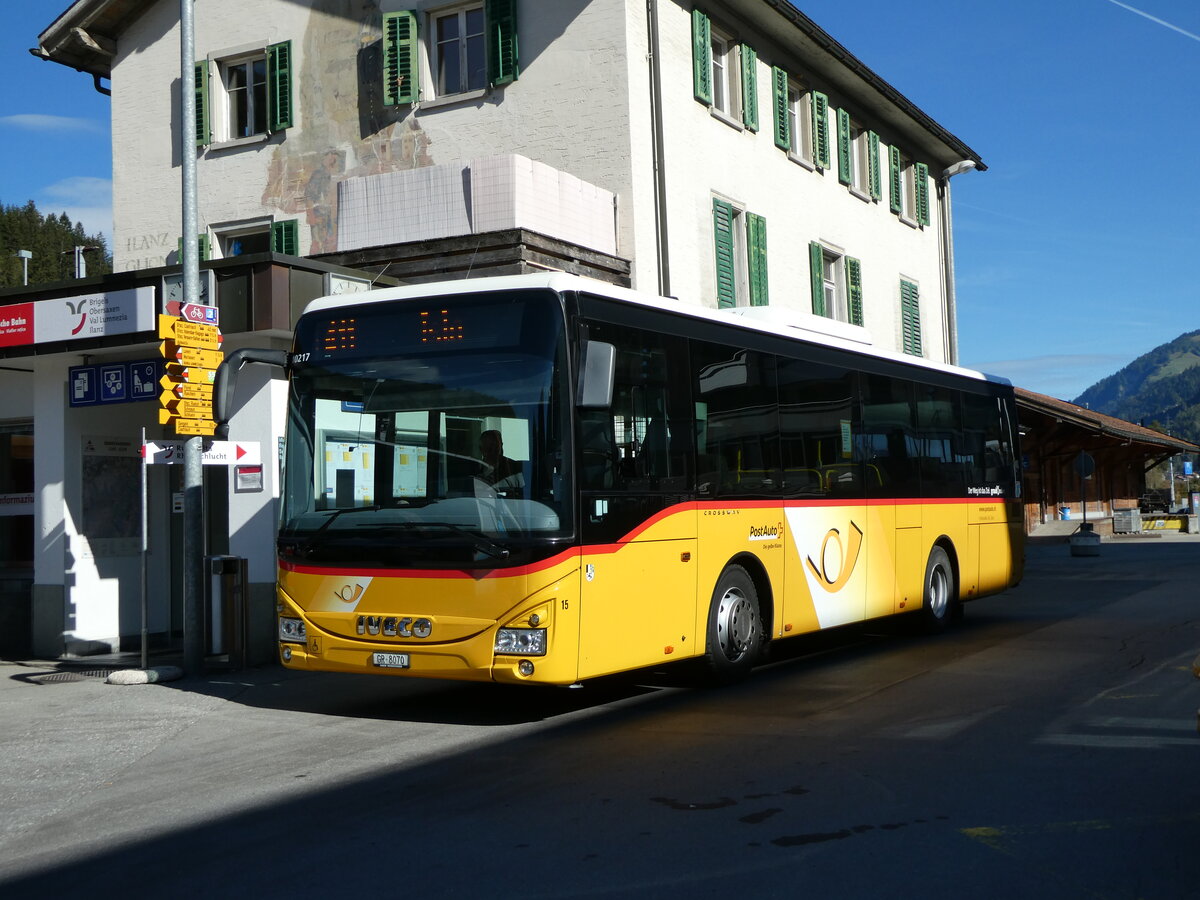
[143,440,261,466]
[0,303,34,348]
[0,288,154,349]
[166,301,220,326]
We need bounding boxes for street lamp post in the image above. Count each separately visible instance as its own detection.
[14,250,31,285]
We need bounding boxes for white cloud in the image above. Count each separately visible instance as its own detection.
[0,114,105,134]
[39,177,113,248]
[44,176,111,206]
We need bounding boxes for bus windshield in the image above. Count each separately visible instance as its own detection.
[279,289,572,567]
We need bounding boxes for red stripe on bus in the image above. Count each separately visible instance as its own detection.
[280,495,1009,578]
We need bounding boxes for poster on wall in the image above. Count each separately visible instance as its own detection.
[80,435,141,558]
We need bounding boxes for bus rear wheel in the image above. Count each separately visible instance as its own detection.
[703,565,762,684]
[920,545,955,632]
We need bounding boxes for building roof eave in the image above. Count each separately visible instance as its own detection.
[34,0,155,79]
[1015,387,1200,454]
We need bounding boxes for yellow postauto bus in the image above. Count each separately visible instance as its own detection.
[243,273,1022,685]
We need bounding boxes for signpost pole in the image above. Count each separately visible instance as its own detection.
[180,0,204,677]
[140,427,149,670]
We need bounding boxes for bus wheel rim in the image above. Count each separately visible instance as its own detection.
[929,564,949,618]
[717,587,755,661]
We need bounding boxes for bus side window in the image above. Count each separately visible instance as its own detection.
[578,323,692,493]
[692,341,779,498]
[777,357,858,499]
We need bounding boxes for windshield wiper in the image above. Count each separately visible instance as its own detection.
[314,505,382,534]
[396,521,511,560]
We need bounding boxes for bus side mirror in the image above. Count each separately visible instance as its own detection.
[577,341,615,409]
[213,348,290,439]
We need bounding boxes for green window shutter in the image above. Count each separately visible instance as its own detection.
[772,66,789,150]
[914,162,931,226]
[272,219,299,256]
[178,235,209,261]
[691,10,712,104]
[740,45,758,131]
[808,241,826,317]
[383,11,419,105]
[900,280,922,356]
[267,41,294,131]
[889,145,902,214]
[712,199,736,309]
[867,132,881,200]
[487,0,518,86]
[195,60,210,148]
[847,257,863,326]
[747,213,768,307]
[836,108,852,185]
[812,92,830,170]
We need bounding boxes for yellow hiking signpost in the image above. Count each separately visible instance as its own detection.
[157,313,222,435]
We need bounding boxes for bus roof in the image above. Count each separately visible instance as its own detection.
[301,272,1010,388]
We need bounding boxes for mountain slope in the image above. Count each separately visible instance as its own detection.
[1072,331,1200,443]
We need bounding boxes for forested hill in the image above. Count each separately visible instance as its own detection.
[0,200,111,287]
[1072,331,1200,444]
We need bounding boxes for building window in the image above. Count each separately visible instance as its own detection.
[195,42,293,147]
[214,223,271,258]
[713,198,768,309]
[787,79,812,162]
[211,219,298,258]
[838,111,879,198]
[890,149,930,225]
[432,5,486,96]
[691,11,756,129]
[710,28,740,121]
[772,67,813,165]
[383,1,517,107]
[223,55,268,139]
[808,242,863,325]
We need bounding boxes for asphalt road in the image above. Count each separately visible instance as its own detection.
[2,536,1198,898]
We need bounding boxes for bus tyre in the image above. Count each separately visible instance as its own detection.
[703,565,762,684]
[921,546,955,632]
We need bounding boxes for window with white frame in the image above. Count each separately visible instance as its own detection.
[713,198,768,309]
[822,250,845,320]
[692,11,757,130]
[710,28,741,121]
[808,242,864,325]
[787,79,812,163]
[895,148,913,219]
[212,219,300,258]
[889,148,930,225]
[221,54,268,139]
[431,4,487,96]
[195,42,293,147]
[382,2,518,107]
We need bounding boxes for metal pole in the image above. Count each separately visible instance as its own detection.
[180,0,205,676]
[140,427,149,670]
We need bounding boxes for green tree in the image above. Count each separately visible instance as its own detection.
[0,200,112,288]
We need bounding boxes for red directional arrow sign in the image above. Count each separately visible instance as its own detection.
[180,303,219,326]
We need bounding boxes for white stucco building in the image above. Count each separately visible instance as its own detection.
[0,0,984,660]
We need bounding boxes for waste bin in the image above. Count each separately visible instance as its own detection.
[205,555,247,668]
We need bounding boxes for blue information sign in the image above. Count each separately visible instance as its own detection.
[69,359,161,408]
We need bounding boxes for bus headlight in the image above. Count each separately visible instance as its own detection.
[279,617,307,643]
[495,628,546,656]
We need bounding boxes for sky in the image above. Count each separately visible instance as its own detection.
[1,1,1198,402]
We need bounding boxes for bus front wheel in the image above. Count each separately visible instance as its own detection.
[921,545,956,632]
[703,565,763,684]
